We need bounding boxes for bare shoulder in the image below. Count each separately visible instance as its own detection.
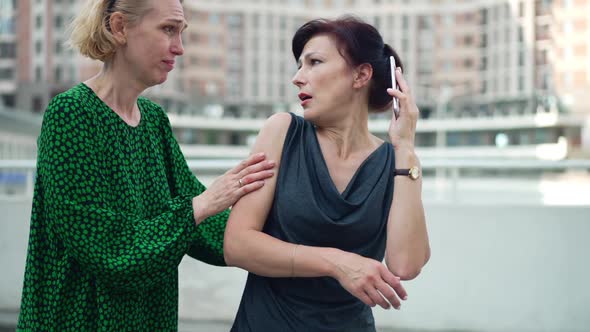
[251,112,293,162]
[260,112,293,136]
[253,112,293,149]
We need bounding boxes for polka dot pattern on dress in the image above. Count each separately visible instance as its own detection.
[17,83,228,331]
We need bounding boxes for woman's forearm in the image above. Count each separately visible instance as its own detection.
[385,147,430,280]
[224,230,342,278]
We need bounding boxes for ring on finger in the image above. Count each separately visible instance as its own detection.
[238,178,243,187]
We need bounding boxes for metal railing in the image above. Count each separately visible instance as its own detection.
[1,158,590,203]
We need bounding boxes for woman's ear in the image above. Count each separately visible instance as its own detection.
[109,12,127,45]
[352,63,373,89]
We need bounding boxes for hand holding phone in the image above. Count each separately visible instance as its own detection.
[389,56,400,118]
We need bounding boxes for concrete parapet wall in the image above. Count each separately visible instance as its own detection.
[2,200,589,331]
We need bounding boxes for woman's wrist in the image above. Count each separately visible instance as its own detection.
[323,248,351,280]
[393,145,419,169]
[192,196,209,225]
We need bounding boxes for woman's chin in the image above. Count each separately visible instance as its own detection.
[302,108,316,119]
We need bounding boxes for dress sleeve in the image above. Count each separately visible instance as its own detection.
[39,95,199,291]
[159,111,228,266]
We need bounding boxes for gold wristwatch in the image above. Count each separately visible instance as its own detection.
[394,166,421,180]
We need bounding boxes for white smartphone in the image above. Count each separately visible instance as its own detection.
[389,56,400,118]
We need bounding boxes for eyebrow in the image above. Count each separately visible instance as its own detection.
[165,18,188,30]
[297,52,321,66]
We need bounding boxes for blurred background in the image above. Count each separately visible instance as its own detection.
[1,0,590,331]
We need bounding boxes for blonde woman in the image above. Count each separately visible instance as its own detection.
[17,0,274,330]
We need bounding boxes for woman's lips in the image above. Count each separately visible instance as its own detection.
[298,93,312,107]
[162,60,175,71]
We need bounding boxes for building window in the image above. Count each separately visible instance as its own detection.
[252,14,259,29]
[0,16,15,34]
[209,35,221,47]
[563,21,573,35]
[480,34,487,47]
[464,35,473,46]
[55,66,62,82]
[205,82,218,96]
[55,40,62,54]
[564,47,572,60]
[402,15,409,29]
[35,40,42,54]
[252,83,258,97]
[0,67,14,79]
[35,15,42,29]
[0,42,16,58]
[55,15,63,29]
[563,72,572,87]
[35,66,42,81]
[443,36,454,49]
[480,9,488,25]
[444,61,453,71]
[208,13,220,25]
[518,50,525,66]
[227,14,241,27]
[252,59,258,74]
[480,56,487,70]
[32,96,43,113]
[444,14,453,26]
[209,58,221,68]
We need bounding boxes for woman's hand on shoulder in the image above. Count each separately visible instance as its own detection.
[333,251,407,310]
[192,113,292,225]
[387,67,419,151]
[192,153,276,224]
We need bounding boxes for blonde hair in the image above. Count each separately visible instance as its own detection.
[68,0,155,62]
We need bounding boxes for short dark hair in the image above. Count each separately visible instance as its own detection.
[292,16,404,112]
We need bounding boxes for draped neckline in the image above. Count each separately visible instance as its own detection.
[309,124,386,197]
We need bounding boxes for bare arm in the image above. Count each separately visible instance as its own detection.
[385,68,431,280]
[224,113,335,277]
[385,147,430,280]
[224,113,407,309]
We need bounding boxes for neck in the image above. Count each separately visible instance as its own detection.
[316,99,375,159]
[84,59,146,123]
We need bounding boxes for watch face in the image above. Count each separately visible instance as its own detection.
[409,166,420,180]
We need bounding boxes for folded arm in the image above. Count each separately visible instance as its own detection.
[223,113,406,309]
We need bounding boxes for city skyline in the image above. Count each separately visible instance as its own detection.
[0,0,589,159]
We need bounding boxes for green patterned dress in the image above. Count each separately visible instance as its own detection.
[17,83,228,331]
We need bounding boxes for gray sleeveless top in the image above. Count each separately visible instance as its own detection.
[231,113,395,332]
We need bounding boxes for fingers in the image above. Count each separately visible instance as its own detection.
[375,281,401,310]
[359,269,406,310]
[366,287,390,309]
[230,152,267,175]
[381,269,407,302]
[395,67,410,93]
[238,160,275,184]
[357,291,376,308]
[237,180,265,196]
[386,88,406,101]
[386,68,412,110]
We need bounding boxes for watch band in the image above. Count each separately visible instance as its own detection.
[393,169,411,176]
[394,166,421,180]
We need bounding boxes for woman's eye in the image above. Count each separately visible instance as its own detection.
[310,59,321,65]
